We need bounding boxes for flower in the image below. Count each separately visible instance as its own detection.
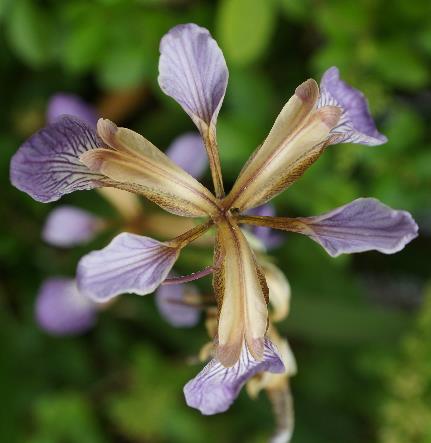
[38,93,208,334]
[35,278,97,335]
[11,22,418,429]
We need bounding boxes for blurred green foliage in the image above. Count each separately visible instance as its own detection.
[0,0,430,442]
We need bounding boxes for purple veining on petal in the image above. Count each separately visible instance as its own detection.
[299,198,418,257]
[158,23,228,128]
[166,132,207,179]
[10,116,105,202]
[184,338,285,415]
[77,233,180,302]
[47,94,99,127]
[43,205,102,247]
[156,282,200,327]
[247,204,283,250]
[318,67,387,146]
[35,278,97,335]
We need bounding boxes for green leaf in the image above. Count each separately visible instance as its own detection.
[0,0,10,20]
[108,345,212,443]
[216,0,277,66]
[29,392,105,443]
[98,45,147,90]
[62,14,107,73]
[278,0,311,21]
[372,41,428,89]
[6,0,54,67]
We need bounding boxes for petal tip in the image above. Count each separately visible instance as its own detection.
[319,105,343,129]
[295,79,318,103]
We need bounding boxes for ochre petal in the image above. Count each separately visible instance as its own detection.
[81,119,220,218]
[225,80,342,211]
[262,261,291,323]
[214,219,269,367]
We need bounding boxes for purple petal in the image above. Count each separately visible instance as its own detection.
[47,94,99,127]
[184,338,285,415]
[35,278,97,335]
[155,282,200,327]
[247,204,283,250]
[43,206,102,247]
[77,233,180,302]
[158,24,228,129]
[318,67,387,146]
[10,116,105,202]
[165,133,207,179]
[298,198,418,257]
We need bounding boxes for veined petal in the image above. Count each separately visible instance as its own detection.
[214,219,269,366]
[35,278,97,335]
[43,206,103,247]
[244,198,418,257]
[47,94,98,127]
[166,132,207,179]
[77,233,180,302]
[10,116,106,202]
[318,67,387,146]
[155,282,201,328]
[158,23,228,131]
[298,198,418,256]
[184,338,285,415]
[225,80,342,211]
[81,119,219,217]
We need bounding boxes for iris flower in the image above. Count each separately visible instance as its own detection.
[36,93,209,334]
[11,23,417,428]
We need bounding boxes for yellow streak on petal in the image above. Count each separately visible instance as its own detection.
[225,79,342,211]
[81,120,220,218]
[214,219,268,367]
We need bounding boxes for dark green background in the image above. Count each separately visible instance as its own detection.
[1,0,430,442]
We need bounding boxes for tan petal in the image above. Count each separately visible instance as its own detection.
[262,261,291,322]
[225,80,342,211]
[246,328,296,397]
[81,119,220,218]
[214,219,269,367]
[97,188,142,221]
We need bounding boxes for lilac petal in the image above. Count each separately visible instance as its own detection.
[297,198,418,257]
[165,133,207,179]
[47,94,99,127]
[77,233,180,302]
[155,282,200,327]
[10,116,105,202]
[35,278,97,335]
[184,338,285,415]
[247,204,283,250]
[318,67,387,146]
[158,23,228,130]
[42,205,102,247]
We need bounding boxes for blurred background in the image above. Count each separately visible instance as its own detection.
[1,0,431,442]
